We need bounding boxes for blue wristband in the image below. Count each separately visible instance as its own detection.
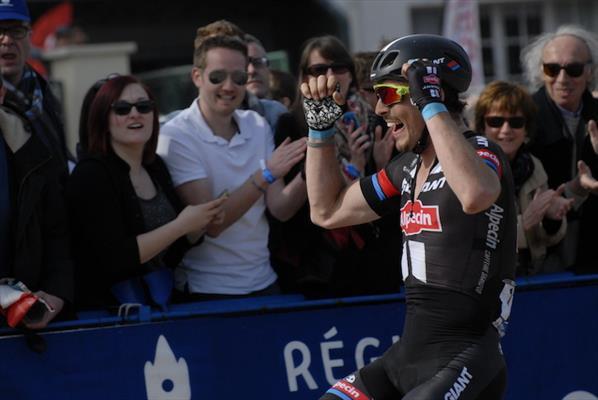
[421,103,448,121]
[259,159,276,184]
[343,162,361,179]
[308,127,336,141]
[262,168,276,184]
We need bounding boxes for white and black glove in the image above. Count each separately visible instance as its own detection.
[302,95,344,131]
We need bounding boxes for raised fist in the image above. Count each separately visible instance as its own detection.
[404,59,443,111]
[303,95,344,131]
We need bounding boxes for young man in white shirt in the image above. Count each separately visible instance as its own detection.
[158,35,306,300]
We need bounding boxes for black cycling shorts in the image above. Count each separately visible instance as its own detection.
[319,328,507,400]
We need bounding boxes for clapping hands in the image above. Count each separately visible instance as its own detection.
[577,160,598,194]
[340,118,369,174]
[523,184,573,231]
[267,137,308,179]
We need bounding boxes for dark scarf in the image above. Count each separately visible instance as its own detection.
[4,65,68,169]
[510,146,535,196]
[3,65,44,120]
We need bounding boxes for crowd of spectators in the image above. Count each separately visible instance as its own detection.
[1,0,597,329]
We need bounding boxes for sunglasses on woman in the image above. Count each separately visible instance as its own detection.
[373,83,410,106]
[485,116,526,129]
[208,69,248,85]
[111,100,155,116]
[542,62,589,78]
[305,63,350,77]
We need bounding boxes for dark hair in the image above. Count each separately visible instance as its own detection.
[193,34,248,68]
[353,51,377,90]
[269,69,297,107]
[474,80,537,139]
[77,73,120,159]
[297,35,357,90]
[87,75,159,163]
[244,33,264,50]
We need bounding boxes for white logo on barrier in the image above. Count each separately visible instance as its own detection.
[144,335,191,400]
[562,391,598,400]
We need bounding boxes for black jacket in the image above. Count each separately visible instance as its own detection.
[2,105,74,305]
[5,66,70,178]
[531,87,598,187]
[531,87,598,272]
[66,152,194,309]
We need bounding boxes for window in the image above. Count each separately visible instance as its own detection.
[411,7,443,35]
[479,4,543,83]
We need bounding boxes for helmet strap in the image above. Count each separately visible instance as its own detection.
[412,127,429,154]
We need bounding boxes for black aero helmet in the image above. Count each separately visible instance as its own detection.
[370,34,472,93]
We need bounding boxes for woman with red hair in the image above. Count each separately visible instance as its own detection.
[67,75,225,309]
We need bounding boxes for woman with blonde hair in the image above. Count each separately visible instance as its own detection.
[475,81,573,274]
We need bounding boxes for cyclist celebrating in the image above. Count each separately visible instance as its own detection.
[302,34,517,399]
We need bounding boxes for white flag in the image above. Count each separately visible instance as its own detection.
[443,0,485,92]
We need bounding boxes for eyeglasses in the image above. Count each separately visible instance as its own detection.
[111,100,155,116]
[373,83,410,106]
[542,62,589,78]
[485,116,526,129]
[305,63,350,77]
[0,26,30,40]
[208,69,248,85]
[248,56,269,68]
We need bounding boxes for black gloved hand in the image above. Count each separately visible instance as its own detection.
[406,60,443,111]
[303,95,344,131]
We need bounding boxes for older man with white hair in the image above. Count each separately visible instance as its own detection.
[521,24,598,273]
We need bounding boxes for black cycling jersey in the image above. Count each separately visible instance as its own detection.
[321,132,517,400]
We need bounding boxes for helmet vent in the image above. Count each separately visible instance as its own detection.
[380,51,399,69]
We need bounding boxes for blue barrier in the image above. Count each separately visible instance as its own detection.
[0,273,596,399]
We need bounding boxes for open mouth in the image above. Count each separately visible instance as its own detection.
[1,53,17,61]
[387,121,405,136]
[217,94,236,101]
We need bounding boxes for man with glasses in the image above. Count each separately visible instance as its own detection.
[521,25,598,273]
[0,0,70,176]
[244,34,270,99]
[241,33,287,131]
[157,35,307,301]
[301,34,516,399]
[162,21,286,133]
[0,59,73,330]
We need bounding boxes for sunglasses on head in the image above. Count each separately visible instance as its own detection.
[485,116,526,129]
[373,83,410,106]
[248,56,269,68]
[208,69,248,85]
[542,62,589,78]
[305,63,350,77]
[92,73,121,91]
[111,100,155,116]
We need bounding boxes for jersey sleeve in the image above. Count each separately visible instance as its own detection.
[470,134,504,179]
[359,157,403,216]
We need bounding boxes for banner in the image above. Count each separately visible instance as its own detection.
[0,275,596,399]
[443,0,485,92]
